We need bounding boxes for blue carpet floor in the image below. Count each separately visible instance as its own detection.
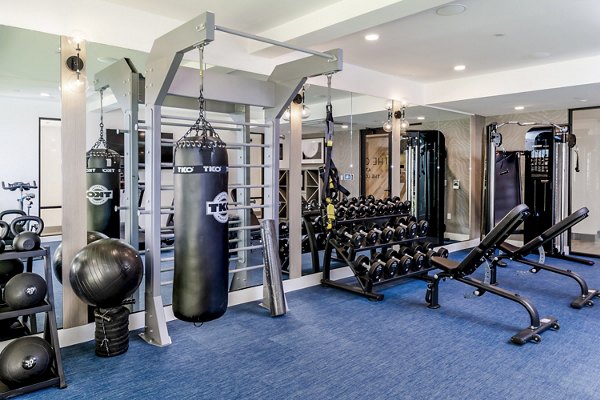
[20,250,600,399]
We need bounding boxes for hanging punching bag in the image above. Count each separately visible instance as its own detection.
[173,135,229,322]
[86,148,121,238]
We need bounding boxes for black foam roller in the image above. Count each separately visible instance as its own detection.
[86,148,121,238]
[173,136,229,322]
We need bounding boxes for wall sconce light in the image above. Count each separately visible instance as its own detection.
[394,105,410,131]
[383,102,393,132]
[65,39,86,92]
[282,87,311,121]
[66,43,84,80]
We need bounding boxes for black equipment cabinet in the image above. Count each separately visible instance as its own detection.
[523,128,555,251]
[0,248,66,397]
[405,130,446,245]
[320,213,434,301]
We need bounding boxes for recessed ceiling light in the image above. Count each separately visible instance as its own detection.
[365,33,379,41]
[453,65,466,71]
[436,4,467,16]
[514,106,525,110]
[40,92,50,97]
[417,116,425,120]
[494,33,505,37]
[579,99,588,103]
[341,124,349,129]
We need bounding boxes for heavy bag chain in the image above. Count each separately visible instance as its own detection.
[176,45,224,150]
[92,89,107,149]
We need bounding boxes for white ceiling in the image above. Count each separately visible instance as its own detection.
[316,0,600,82]
[1,0,600,116]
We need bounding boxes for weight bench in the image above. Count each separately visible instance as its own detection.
[492,207,599,309]
[425,204,559,345]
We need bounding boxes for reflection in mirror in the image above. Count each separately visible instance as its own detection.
[0,26,61,333]
[569,107,600,256]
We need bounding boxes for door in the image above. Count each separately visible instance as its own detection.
[361,130,390,198]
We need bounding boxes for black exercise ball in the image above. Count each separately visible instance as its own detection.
[0,337,53,387]
[69,239,143,308]
[52,231,108,284]
[4,273,47,310]
[0,259,24,286]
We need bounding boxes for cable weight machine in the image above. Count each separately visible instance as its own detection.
[481,121,592,265]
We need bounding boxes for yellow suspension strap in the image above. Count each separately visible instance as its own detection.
[320,74,349,232]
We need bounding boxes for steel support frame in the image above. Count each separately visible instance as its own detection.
[142,11,342,346]
[94,58,141,249]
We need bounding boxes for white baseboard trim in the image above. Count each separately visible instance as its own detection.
[56,266,355,348]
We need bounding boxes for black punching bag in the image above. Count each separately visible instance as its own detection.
[173,136,229,322]
[86,148,121,238]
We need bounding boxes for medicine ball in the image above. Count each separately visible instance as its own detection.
[69,239,143,308]
[52,230,108,284]
[4,273,47,310]
[0,259,24,286]
[0,337,53,387]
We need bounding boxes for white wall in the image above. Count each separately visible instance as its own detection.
[0,96,60,213]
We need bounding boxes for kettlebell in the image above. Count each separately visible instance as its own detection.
[0,221,8,253]
[10,216,44,252]
[0,210,26,243]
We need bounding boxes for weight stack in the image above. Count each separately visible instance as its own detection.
[94,306,130,357]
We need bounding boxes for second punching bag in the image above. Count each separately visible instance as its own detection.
[173,135,229,322]
[86,148,121,238]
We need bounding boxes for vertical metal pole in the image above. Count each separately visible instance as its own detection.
[482,124,498,236]
[124,72,140,248]
[405,138,414,204]
[288,102,303,279]
[390,101,402,197]
[140,105,171,346]
[554,132,570,254]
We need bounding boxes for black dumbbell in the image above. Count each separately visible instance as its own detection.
[396,216,418,239]
[426,246,449,259]
[372,252,399,279]
[365,203,378,216]
[353,225,378,246]
[301,236,311,253]
[400,246,427,272]
[383,218,406,241]
[279,221,289,236]
[380,196,402,213]
[398,200,411,214]
[367,223,394,244]
[353,255,384,281]
[335,227,364,248]
[279,238,289,257]
[384,249,413,275]
[315,232,327,250]
[417,219,429,236]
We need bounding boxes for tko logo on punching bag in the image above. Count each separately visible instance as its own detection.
[87,184,113,206]
[206,192,229,223]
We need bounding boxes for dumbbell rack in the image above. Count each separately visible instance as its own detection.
[321,214,434,301]
[0,247,66,398]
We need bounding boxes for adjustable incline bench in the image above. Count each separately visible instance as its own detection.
[491,207,598,309]
[425,204,559,345]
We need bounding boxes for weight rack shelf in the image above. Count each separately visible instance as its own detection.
[0,247,66,398]
[321,238,434,301]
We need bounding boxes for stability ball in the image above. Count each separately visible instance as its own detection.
[52,231,108,284]
[0,337,53,387]
[0,259,24,286]
[4,273,47,310]
[69,239,143,308]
